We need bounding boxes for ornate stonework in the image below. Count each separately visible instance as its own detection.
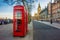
[37,3,41,20]
[38,3,41,15]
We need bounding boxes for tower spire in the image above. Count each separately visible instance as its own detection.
[38,3,41,14]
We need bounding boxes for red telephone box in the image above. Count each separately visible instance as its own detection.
[13,5,28,37]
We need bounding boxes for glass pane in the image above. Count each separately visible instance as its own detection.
[15,11,22,19]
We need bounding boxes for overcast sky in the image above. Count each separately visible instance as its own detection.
[0,0,54,19]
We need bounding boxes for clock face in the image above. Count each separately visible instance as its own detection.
[39,8,41,10]
[38,8,41,13]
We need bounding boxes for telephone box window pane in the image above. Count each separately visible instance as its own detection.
[15,11,22,19]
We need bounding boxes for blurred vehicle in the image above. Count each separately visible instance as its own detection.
[4,19,8,24]
[0,19,13,25]
[0,19,2,25]
[0,19,4,25]
[8,19,13,23]
[4,19,12,24]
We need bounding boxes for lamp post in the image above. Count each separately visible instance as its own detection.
[50,0,53,24]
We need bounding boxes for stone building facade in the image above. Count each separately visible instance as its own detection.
[40,7,48,21]
[48,0,60,22]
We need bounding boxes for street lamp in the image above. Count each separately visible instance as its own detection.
[50,0,53,24]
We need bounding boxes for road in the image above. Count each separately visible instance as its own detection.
[0,23,33,40]
[33,21,60,40]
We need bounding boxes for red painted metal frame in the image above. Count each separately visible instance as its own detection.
[13,5,28,37]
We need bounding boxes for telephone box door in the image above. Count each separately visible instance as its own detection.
[15,11,22,32]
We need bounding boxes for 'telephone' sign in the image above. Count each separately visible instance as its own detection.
[14,6,24,9]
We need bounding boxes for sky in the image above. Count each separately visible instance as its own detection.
[0,0,54,19]
[0,0,15,19]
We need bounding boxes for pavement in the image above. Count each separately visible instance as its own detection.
[0,22,33,40]
[14,22,33,40]
[37,21,60,29]
[33,20,60,40]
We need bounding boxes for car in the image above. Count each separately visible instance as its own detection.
[4,19,8,24]
[4,19,13,24]
[0,19,4,25]
[0,20,2,25]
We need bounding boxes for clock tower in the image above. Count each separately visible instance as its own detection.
[38,3,41,15]
[37,3,41,20]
